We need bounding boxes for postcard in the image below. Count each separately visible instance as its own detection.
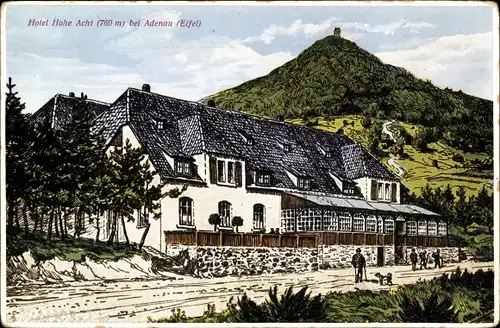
[0,1,498,327]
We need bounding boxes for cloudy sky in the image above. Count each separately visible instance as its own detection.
[3,2,496,113]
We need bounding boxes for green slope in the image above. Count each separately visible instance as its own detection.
[287,115,492,197]
[206,35,493,155]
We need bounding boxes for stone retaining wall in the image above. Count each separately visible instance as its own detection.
[165,244,459,278]
[319,245,395,268]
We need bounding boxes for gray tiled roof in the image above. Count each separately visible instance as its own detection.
[90,87,398,193]
[31,94,110,130]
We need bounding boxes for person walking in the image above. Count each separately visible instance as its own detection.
[351,248,366,283]
[410,248,418,271]
[419,250,428,270]
[432,249,442,269]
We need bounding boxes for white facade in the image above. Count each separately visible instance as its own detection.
[81,124,406,252]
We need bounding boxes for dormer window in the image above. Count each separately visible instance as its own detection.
[174,159,191,176]
[238,130,254,145]
[325,151,333,158]
[278,141,291,152]
[256,172,271,186]
[297,177,311,190]
[157,119,168,130]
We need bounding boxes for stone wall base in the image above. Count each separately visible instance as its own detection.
[165,244,460,278]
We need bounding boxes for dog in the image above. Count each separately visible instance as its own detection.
[374,272,393,286]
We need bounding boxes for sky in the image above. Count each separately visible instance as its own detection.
[3,2,496,113]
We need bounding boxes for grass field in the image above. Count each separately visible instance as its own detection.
[288,115,492,197]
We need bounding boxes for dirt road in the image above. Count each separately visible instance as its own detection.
[4,261,494,324]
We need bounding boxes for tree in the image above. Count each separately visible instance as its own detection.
[106,139,148,246]
[474,185,493,234]
[209,213,221,232]
[231,216,244,233]
[454,187,474,234]
[5,77,31,233]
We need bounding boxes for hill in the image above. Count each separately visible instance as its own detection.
[204,34,493,155]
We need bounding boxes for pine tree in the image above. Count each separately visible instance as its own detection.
[454,187,473,234]
[5,77,31,233]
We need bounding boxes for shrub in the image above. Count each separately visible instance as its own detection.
[452,154,465,163]
[208,213,221,232]
[404,133,413,145]
[231,286,329,323]
[432,159,439,168]
[231,216,244,233]
[336,128,344,134]
[207,99,216,107]
[393,292,458,323]
[413,136,427,151]
[342,119,349,127]
[360,116,372,129]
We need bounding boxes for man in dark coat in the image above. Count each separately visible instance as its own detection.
[419,250,428,270]
[410,248,418,271]
[351,248,366,283]
[432,249,442,269]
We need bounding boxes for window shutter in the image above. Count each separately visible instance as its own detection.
[391,183,397,202]
[247,170,255,185]
[209,157,217,183]
[235,161,243,187]
[370,180,378,200]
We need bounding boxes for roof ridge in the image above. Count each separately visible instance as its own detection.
[127,87,344,137]
[51,94,58,129]
[56,93,111,105]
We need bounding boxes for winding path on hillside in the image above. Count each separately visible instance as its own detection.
[382,120,407,178]
[5,261,493,324]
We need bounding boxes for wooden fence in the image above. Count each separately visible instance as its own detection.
[164,230,319,248]
[164,230,414,248]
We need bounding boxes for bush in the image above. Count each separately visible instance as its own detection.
[336,128,344,134]
[231,286,329,323]
[208,213,221,232]
[342,119,349,127]
[393,292,458,323]
[404,133,413,145]
[231,216,244,233]
[452,154,465,163]
[207,99,216,107]
[432,159,439,168]
[361,116,372,129]
[413,136,427,151]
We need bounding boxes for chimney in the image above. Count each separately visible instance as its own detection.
[142,84,151,92]
[69,92,75,97]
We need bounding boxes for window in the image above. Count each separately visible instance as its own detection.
[227,162,235,184]
[428,221,437,235]
[297,178,311,190]
[406,221,417,235]
[253,204,265,230]
[217,159,236,185]
[326,151,333,158]
[438,222,447,235]
[418,220,427,235]
[218,201,232,227]
[257,173,271,186]
[157,120,167,130]
[175,160,191,175]
[378,183,384,199]
[283,143,291,152]
[384,219,394,233]
[384,183,391,200]
[353,214,365,232]
[323,210,338,231]
[179,198,194,226]
[217,160,226,182]
[296,208,322,231]
[339,213,352,231]
[281,209,296,232]
[366,216,377,232]
[183,162,190,174]
[377,217,383,233]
